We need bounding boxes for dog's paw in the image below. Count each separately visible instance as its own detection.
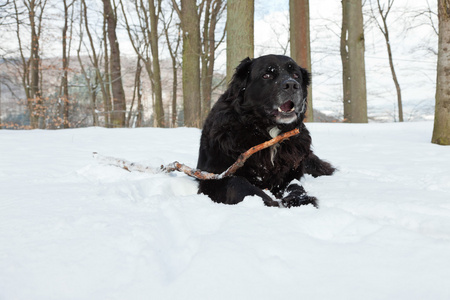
[281,185,318,208]
[304,154,336,178]
[281,194,318,208]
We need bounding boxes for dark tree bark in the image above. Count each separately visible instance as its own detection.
[290,0,313,122]
[127,58,143,127]
[29,0,44,128]
[81,0,110,127]
[149,0,165,127]
[60,0,75,128]
[201,0,225,124]
[103,0,126,127]
[14,0,47,128]
[162,9,182,127]
[432,0,450,145]
[76,1,98,127]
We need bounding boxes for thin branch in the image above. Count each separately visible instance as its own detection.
[171,0,181,18]
[94,128,301,180]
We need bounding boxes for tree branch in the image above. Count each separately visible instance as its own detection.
[94,127,301,180]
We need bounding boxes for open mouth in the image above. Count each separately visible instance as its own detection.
[273,100,297,124]
[277,100,295,113]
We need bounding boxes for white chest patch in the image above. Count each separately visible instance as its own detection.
[268,127,282,165]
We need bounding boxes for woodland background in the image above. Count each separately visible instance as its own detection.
[0,0,439,129]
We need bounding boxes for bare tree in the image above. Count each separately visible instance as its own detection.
[59,0,76,128]
[76,1,97,126]
[102,9,112,126]
[79,0,112,126]
[0,1,12,59]
[173,0,202,128]
[290,0,313,122]
[201,0,225,123]
[0,1,11,21]
[161,8,182,127]
[340,0,368,123]
[432,0,450,145]
[370,0,403,122]
[13,0,48,128]
[127,57,143,127]
[102,0,126,127]
[409,0,438,36]
[120,0,165,127]
[226,0,254,83]
[148,0,164,127]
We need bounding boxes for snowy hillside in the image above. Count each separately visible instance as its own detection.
[1,123,449,300]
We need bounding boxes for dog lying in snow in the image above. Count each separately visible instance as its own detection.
[196,55,335,207]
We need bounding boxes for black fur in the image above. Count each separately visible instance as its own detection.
[196,55,335,207]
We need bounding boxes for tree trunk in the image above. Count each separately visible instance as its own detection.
[226,0,254,83]
[290,0,313,122]
[201,0,213,124]
[81,0,109,127]
[177,0,201,128]
[61,0,72,128]
[340,4,351,122]
[13,1,31,126]
[28,0,44,128]
[162,8,181,128]
[127,58,142,127]
[340,0,368,123]
[201,0,224,124]
[148,0,165,127]
[375,0,403,122]
[432,0,450,145]
[384,24,403,122]
[77,1,97,127]
[103,15,112,127]
[120,0,166,127]
[171,55,179,127]
[30,7,41,128]
[103,0,126,128]
[91,72,99,127]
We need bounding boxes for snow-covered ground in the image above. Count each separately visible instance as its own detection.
[1,122,449,300]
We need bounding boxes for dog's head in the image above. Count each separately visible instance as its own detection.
[229,54,310,125]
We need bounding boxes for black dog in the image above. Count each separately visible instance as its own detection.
[196,55,335,207]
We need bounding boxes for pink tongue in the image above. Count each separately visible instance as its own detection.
[279,100,294,112]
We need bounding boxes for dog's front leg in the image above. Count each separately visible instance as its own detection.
[199,176,280,207]
[303,153,336,178]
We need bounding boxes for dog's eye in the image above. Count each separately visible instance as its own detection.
[262,73,273,79]
[292,73,299,79]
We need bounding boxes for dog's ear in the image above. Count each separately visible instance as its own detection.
[229,57,253,96]
[300,67,311,89]
[233,57,253,83]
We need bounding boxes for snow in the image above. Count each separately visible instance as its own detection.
[1,123,450,300]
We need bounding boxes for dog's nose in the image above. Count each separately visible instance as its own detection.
[282,79,299,91]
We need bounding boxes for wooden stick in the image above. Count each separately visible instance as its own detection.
[162,127,301,179]
[95,127,301,180]
[220,127,300,178]
[93,152,160,173]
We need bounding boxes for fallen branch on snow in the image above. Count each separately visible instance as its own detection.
[93,152,160,173]
[94,127,301,180]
